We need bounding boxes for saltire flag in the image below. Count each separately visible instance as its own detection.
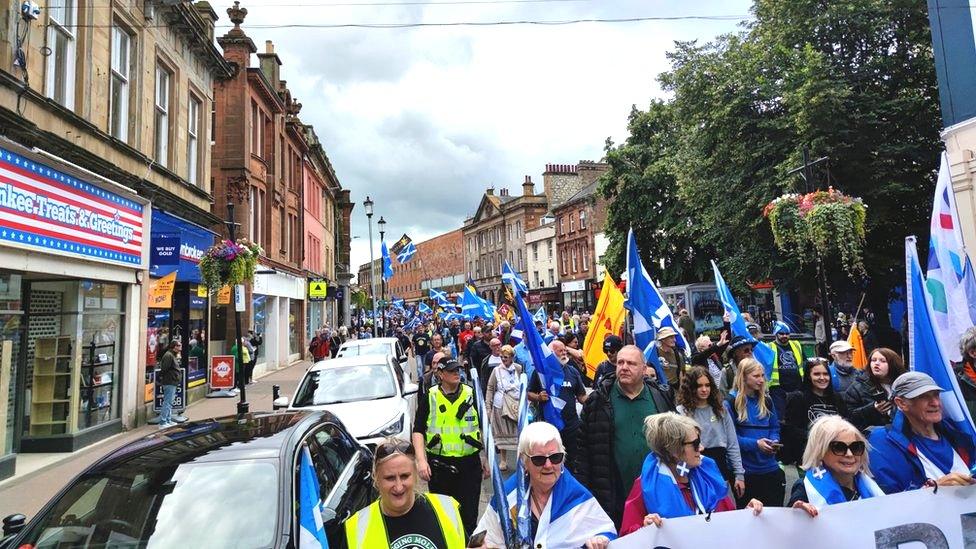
[298,446,329,548]
[462,285,492,320]
[429,288,448,302]
[907,236,976,440]
[381,241,393,281]
[392,298,404,310]
[625,229,688,385]
[502,260,529,296]
[389,233,413,256]
[513,288,565,428]
[926,152,976,362]
[396,241,417,264]
[403,315,421,331]
[582,274,626,379]
[847,322,868,369]
[418,302,432,315]
[711,259,775,379]
[534,306,548,325]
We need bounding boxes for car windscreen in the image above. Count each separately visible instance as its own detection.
[20,460,279,549]
[338,342,389,357]
[293,364,397,406]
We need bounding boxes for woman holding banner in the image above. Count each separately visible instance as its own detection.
[788,415,884,516]
[620,413,762,534]
[473,422,616,548]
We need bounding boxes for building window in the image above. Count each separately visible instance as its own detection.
[570,214,576,232]
[249,186,265,248]
[579,210,587,229]
[509,251,514,264]
[45,0,77,108]
[534,271,540,288]
[508,224,512,241]
[548,240,554,258]
[559,217,565,235]
[109,26,131,141]
[561,253,568,276]
[517,220,522,238]
[572,248,578,273]
[518,249,523,271]
[251,101,261,157]
[532,242,539,261]
[154,63,172,167]
[582,244,589,271]
[280,207,287,256]
[548,268,555,287]
[187,94,202,186]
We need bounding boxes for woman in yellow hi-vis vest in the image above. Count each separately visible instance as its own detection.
[344,439,466,548]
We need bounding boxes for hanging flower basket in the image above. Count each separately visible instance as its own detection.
[763,188,867,278]
[199,238,263,292]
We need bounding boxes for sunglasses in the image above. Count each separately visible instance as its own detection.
[828,440,866,457]
[375,439,415,462]
[526,452,565,467]
[683,438,702,448]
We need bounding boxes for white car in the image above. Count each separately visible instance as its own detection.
[336,337,409,367]
[284,354,418,450]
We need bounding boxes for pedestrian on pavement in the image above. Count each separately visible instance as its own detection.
[726,358,785,508]
[676,366,744,492]
[247,329,263,383]
[782,358,848,467]
[577,344,674,528]
[789,415,883,517]
[485,345,523,470]
[473,422,615,549]
[528,340,588,473]
[827,340,858,394]
[309,329,329,362]
[619,413,762,535]
[344,439,466,548]
[329,329,342,359]
[656,326,686,389]
[843,347,905,431]
[231,336,251,385]
[868,371,976,494]
[768,321,807,421]
[593,335,624,388]
[157,340,182,428]
[411,358,488,537]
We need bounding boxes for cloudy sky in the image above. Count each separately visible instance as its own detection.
[220,0,753,276]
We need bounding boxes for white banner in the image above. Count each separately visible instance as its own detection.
[610,486,976,549]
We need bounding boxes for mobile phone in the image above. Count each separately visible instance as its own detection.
[466,531,487,547]
[770,440,783,449]
[873,392,888,403]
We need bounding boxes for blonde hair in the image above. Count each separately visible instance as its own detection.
[800,415,872,474]
[500,344,514,357]
[695,335,712,352]
[643,412,700,466]
[733,358,770,422]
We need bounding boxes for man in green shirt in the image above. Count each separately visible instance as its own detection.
[577,345,674,527]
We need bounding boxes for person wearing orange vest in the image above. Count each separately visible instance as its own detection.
[769,321,806,421]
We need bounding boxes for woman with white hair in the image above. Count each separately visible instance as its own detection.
[620,413,762,534]
[473,422,615,548]
[788,415,884,517]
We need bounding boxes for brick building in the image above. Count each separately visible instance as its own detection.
[388,229,465,303]
[463,177,548,303]
[552,162,609,312]
[212,5,310,373]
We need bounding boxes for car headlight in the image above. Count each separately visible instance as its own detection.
[368,415,404,438]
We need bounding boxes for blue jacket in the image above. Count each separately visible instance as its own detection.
[725,393,781,474]
[867,411,975,494]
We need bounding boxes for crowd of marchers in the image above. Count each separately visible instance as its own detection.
[335,308,976,548]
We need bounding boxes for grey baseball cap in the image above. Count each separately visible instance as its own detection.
[891,371,943,400]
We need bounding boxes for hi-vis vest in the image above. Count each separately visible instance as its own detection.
[425,385,481,457]
[559,317,577,334]
[769,340,804,387]
[344,494,465,549]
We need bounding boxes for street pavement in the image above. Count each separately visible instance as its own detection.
[0,359,313,521]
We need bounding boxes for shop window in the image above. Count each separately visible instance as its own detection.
[0,272,23,459]
[253,295,267,364]
[289,299,301,355]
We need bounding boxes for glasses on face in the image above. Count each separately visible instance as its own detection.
[828,440,866,457]
[682,438,702,448]
[375,439,415,463]
[526,452,565,467]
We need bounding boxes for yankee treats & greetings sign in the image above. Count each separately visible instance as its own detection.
[0,146,145,267]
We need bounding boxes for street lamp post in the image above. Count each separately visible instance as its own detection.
[378,216,387,338]
[225,202,248,415]
[364,196,378,337]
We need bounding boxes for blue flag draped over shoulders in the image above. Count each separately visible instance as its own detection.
[639,452,727,518]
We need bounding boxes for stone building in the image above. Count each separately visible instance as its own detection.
[525,219,560,312]
[212,4,309,374]
[463,177,548,303]
[0,0,231,476]
[551,162,609,312]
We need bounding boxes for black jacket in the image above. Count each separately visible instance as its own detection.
[576,373,674,527]
[158,350,181,386]
[466,339,492,375]
[782,388,848,464]
[842,370,890,431]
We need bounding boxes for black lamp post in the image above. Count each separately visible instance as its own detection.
[225,202,248,415]
[378,216,387,337]
[364,196,378,337]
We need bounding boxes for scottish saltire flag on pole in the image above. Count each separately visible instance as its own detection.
[534,306,548,325]
[418,302,432,315]
[926,153,975,362]
[462,285,492,320]
[381,241,393,281]
[299,447,329,548]
[514,373,531,545]
[430,288,448,302]
[396,241,417,264]
[711,259,775,379]
[503,261,529,296]
[469,369,515,546]
[907,236,976,440]
[513,289,565,429]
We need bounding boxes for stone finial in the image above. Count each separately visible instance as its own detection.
[228,1,247,28]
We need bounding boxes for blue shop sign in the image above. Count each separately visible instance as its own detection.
[149,209,217,283]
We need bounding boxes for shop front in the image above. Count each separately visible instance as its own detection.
[146,209,217,408]
[0,141,148,478]
[252,270,305,375]
[306,277,327,342]
[561,279,594,314]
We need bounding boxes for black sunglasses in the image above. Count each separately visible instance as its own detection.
[526,452,565,467]
[828,440,866,457]
[375,439,415,462]
[683,438,702,448]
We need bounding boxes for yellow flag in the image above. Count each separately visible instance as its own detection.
[848,325,868,369]
[582,275,626,379]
